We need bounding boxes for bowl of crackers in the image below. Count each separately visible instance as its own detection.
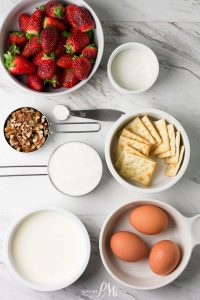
[105,108,190,193]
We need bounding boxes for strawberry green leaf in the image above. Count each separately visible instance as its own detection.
[8,44,20,55]
[36,5,45,10]
[4,51,15,70]
[26,32,39,40]
[50,52,56,59]
[54,7,63,18]
[43,53,49,59]
[62,31,70,38]
[11,31,24,37]
[87,44,96,49]
[26,33,33,40]
[44,75,58,87]
[65,44,74,54]
[87,30,94,42]
[72,54,79,60]
[43,53,56,60]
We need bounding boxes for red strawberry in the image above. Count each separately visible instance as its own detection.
[54,36,66,58]
[22,36,41,57]
[81,44,97,62]
[19,14,30,32]
[43,16,66,31]
[41,27,59,53]
[26,10,43,38]
[4,51,36,75]
[65,31,89,54]
[73,57,91,80]
[37,54,56,80]
[57,54,73,68]
[45,68,62,88]
[62,68,79,88]
[8,32,27,46]
[34,51,55,66]
[27,74,44,91]
[33,50,46,66]
[69,27,79,35]
[66,4,95,32]
[45,1,65,19]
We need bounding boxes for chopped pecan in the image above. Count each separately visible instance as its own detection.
[4,107,49,152]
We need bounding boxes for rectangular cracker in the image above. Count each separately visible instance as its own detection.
[116,136,151,157]
[115,145,146,170]
[141,115,162,148]
[121,128,151,146]
[165,131,181,164]
[150,119,170,156]
[165,145,185,176]
[126,117,156,145]
[119,152,157,186]
[157,124,176,158]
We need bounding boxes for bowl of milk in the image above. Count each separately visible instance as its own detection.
[4,208,91,291]
[107,42,159,94]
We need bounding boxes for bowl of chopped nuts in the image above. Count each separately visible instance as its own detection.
[4,106,101,153]
[4,107,50,153]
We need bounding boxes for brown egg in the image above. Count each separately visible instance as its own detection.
[149,240,181,275]
[130,205,168,235]
[110,231,147,262]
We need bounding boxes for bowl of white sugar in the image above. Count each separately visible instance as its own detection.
[48,142,103,196]
[107,42,159,94]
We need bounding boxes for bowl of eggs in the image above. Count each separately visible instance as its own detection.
[105,108,190,193]
[99,199,200,290]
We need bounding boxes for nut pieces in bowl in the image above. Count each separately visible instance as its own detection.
[3,1,98,92]
[4,107,49,153]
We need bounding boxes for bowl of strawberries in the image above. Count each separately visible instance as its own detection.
[0,0,104,95]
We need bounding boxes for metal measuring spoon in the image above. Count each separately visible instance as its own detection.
[53,105,125,122]
[4,107,101,153]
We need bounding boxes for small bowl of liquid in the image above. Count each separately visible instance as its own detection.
[107,43,159,94]
[4,208,91,291]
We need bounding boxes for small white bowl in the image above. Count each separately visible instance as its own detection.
[0,0,104,96]
[107,43,159,94]
[99,199,200,290]
[4,207,91,291]
[105,108,190,194]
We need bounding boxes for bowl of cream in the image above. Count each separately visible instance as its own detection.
[107,43,159,94]
[4,208,91,291]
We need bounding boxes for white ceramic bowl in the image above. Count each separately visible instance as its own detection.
[0,0,104,96]
[107,43,159,94]
[99,199,200,290]
[105,108,190,193]
[4,207,91,291]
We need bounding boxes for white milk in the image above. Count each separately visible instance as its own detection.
[111,49,155,91]
[48,142,103,196]
[11,211,88,285]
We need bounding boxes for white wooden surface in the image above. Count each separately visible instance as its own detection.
[0,1,200,299]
